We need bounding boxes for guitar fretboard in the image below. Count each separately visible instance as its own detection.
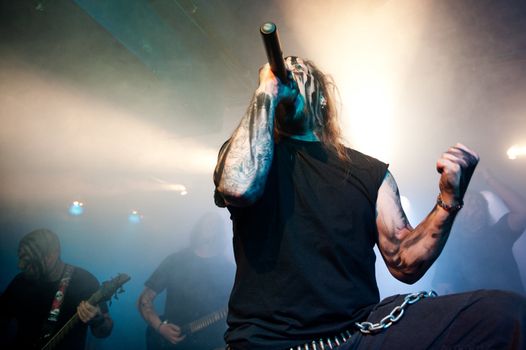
[187,308,228,334]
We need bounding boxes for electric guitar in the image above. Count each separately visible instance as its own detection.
[145,307,228,350]
[40,273,131,350]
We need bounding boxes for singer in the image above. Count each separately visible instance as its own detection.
[213,56,526,349]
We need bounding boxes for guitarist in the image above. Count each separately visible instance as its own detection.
[138,212,235,350]
[0,229,113,349]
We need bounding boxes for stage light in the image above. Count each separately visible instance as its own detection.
[507,145,526,160]
[168,183,188,196]
[343,79,395,162]
[128,210,143,224]
[150,177,188,195]
[68,201,84,216]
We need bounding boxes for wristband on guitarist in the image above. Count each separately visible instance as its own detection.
[156,320,168,333]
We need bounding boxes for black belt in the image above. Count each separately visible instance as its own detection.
[225,329,354,350]
[288,329,354,350]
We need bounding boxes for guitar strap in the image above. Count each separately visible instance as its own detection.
[40,264,75,339]
[48,264,75,321]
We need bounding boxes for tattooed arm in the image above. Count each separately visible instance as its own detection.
[137,287,161,331]
[137,287,185,344]
[376,144,479,284]
[214,65,282,207]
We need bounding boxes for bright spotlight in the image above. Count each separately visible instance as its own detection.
[168,183,188,196]
[507,145,526,160]
[128,210,143,224]
[152,177,189,196]
[68,201,84,216]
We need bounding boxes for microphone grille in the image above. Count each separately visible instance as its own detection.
[260,22,276,35]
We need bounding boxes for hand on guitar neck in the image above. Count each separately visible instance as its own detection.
[77,300,101,323]
[77,300,112,338]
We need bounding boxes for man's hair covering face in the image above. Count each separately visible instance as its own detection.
[19,228,61,258]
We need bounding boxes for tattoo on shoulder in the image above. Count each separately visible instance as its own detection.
[255,92,271,111]
[384,171,398,193]
[383,171,410,228]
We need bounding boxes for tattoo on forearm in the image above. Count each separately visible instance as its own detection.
[378,171,460,280]
[140,300,154,312]
[401,232,425,249]
[138,290,157,317]
[215,92,275,203]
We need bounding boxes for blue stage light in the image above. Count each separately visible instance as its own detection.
[68,201,84,216]
[128,210,143,224]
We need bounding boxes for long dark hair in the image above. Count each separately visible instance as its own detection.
[304,59,349,163]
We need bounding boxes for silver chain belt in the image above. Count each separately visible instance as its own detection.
[355,290,437,334]
[230,291,437,350]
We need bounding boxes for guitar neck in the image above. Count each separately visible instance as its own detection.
[185,307,228,334]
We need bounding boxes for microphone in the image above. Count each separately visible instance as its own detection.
[260,22,289,84]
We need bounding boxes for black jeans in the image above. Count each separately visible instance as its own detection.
[339,290,526,350]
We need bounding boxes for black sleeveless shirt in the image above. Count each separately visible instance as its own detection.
[224,138,388,350]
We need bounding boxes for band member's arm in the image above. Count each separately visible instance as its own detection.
[77,301,113,338]
[482,170,526,235]
[214,65,281,207]
[376,143,479,284]
[137,287,185,344]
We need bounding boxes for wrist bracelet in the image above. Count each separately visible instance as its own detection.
[436,194,463,213]
[156,320,168,333]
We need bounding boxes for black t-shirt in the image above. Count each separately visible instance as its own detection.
[145,248,235,348]
[0,266,106,350]
[433,214,525,295]
[223,138,388,350]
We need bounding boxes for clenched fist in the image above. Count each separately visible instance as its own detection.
[436,143,479,206]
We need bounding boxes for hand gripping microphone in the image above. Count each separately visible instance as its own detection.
[260,22,289,84]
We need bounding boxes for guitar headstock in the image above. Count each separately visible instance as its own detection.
[88,273,131,305]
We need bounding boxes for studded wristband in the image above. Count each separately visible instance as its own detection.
[436,195,463,213]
